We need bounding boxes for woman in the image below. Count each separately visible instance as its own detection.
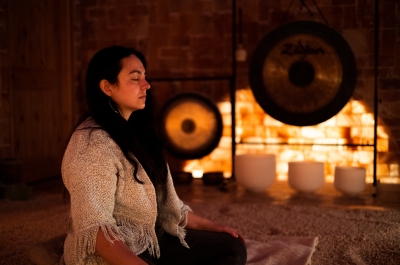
[60,46,247,265]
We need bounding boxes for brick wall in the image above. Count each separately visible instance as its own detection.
[71,0,400,160]
[0,0,12,158]
[72,0,233,116]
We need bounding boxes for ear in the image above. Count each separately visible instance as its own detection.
[99,79,113,97]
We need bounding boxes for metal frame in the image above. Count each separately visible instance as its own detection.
[150,1,380,193]
[239,0,380,196]
[149,0,238,183]
[372,0,379,196]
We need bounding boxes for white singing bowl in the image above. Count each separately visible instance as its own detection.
[334,166,366,196]
[234,154,276,192]
[288,161,325,193]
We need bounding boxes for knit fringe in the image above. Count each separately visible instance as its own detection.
[116,217,160,258]
[70,205,191,262]
[68,219,161,264]
[70,225,99,263]
[174,204,192,249]
[70,223,124,264]
[179,204,192,227]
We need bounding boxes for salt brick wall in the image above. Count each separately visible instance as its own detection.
[71,0,400,159]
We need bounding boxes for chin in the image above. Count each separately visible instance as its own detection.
[136,104,146,110]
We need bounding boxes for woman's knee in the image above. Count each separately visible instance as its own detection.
[231,237,247,264]
[209,237,247,265]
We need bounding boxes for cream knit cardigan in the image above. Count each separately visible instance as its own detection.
[60,118,190,265]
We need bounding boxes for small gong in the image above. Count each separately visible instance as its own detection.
[161,92,223,159]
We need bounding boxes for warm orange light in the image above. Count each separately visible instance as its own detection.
[181,88,398,184]
[192,170,203,178]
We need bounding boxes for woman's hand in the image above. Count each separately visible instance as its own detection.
[215,224,245,241]
[185,211,245,242]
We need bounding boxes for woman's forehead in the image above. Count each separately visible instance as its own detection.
[121,55,145,74]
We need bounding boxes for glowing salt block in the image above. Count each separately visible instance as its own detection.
[234,154,276,192]
[334,166,366,196]
[192,169,203,178]
[288,161,324,193]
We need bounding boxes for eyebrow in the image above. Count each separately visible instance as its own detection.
[128,70,145,75]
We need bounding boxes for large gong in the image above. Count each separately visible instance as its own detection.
[161,92,223,159]
[249,21,357,126]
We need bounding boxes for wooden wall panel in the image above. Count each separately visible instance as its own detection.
[0,0,13,159]
[9,0,64,159]
[12,89,62,157]
[0,0,73,183]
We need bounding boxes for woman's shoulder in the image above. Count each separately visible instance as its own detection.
[76,116,100,130]
[70,117,113,147]
[64,117,121,166]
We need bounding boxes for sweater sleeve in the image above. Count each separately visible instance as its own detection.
[157,166,191,248]
[62,128,125,263]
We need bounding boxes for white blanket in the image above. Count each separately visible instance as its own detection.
[245,237,319,265]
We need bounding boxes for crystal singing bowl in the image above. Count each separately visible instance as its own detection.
[235,154,276,192]
[334,166,366,196]
[288,161,325,193]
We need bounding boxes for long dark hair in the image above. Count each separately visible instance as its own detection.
[83,46,168,187]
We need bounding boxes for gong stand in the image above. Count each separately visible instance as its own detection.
[246,0,379,196]
[150,76,237,193]
[372,0,379,196]
[148,0,238,191]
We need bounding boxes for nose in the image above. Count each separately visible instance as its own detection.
[141,79,150,90]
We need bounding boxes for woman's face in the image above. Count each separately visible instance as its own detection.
[106,55,150,120]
